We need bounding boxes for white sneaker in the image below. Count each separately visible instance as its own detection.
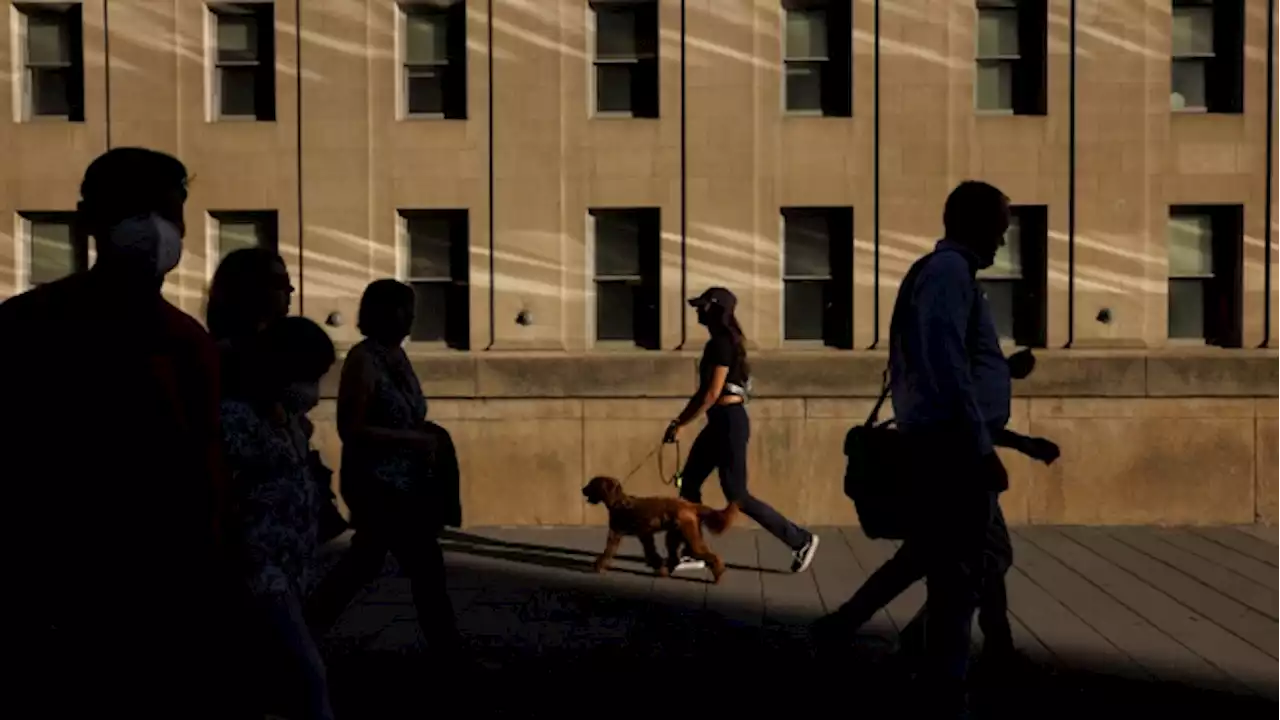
[674,556,706,572]
[791,534,820,573]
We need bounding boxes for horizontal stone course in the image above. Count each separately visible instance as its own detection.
[319,350,1279,399]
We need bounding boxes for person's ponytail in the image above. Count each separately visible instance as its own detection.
[724,312,750,379]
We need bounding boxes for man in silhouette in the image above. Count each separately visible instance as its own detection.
[875,180,1017,718]
[0,148,235,716]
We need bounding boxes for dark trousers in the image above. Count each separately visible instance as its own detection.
[835,498,1014,653]
[910,443,1004,717]
[305,490,460,653]
[679,403,811,551]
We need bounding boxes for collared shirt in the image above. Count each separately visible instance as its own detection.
[888,239,1011,457]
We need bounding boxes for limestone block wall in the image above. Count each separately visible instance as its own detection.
[308,351,1279,528]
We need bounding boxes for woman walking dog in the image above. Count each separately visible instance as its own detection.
[663,287,820,573]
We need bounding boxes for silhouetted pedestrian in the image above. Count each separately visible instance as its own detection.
[223,315,338,720]
[873,180,1018,718]
[305,279,466,665]
[0,147,237,716]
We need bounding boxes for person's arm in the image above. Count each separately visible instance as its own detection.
[336,349,436,452]
[913,255,993,458]
[993,427,1060,465]
[672,364,729,431]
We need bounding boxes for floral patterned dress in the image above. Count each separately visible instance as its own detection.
[222,399,323,598]
[340,340,429,499]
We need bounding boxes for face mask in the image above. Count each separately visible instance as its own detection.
[280,381,321,415]
[105,213,183,277]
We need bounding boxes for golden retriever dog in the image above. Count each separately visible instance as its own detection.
[582,475,739,583]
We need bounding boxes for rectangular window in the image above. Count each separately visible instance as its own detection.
[1167,205,1243,346]
[782,1,851,116]
[401,1,468,119]
[16,3,85,121]
[589,208,660,348]
[1171,0,1244,113]
[781,207,853,347]
[976,205,1048,346]
[211,3,276,121]
[974,0,1047,115]
[591,0,659,118]
[401,209,470,349]
[211,210,279,264]
[20,212,86,287]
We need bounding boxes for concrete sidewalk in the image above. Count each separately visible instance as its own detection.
[312,525,1278,717]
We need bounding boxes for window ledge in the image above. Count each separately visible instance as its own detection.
[590,112,659,121]
[402,114,467,121]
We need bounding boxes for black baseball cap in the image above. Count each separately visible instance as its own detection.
[688,286,737,312]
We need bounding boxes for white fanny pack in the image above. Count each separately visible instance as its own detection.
[724,378,753,404]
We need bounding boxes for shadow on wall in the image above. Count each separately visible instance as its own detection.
[319,530,1276,719]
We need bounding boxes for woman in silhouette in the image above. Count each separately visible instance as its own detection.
[664,286,820,573]
[222,316,338,720]
[305,279,465,662]
[206,247,346,543]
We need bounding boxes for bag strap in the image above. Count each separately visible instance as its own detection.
[864,368,891,427]
[864,245,981,428]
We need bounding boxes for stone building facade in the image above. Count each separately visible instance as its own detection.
[0,0,1275,526]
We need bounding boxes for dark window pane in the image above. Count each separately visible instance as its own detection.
[1171,5,1214,56]
[217,14,259,63]
[28,221,78,285]
[219,66,258,117]
[980,279,1016,340]
[595,63,633,113]
[26,13,71,65]
[976,8,1019,57]
[219,221,263,257]
[407,67,444,115]
[406,215,453,278]
[784,279,826,341]
[1168,278,1205,339]
[593,212,641,276]
[975,59,1013,111]
[405,11,448,65]
[1171,57,1207,110]
[596,6,638,58]
[785,61,822,112]
[596,279,635,341]
[785,9,827,60]
[784,211,831,277]
[410,280,448,342]
[30,67,69,116]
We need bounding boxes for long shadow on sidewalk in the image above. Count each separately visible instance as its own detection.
[320,546,1275,719]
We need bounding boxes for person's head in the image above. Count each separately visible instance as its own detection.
[248,316,336,415]
[688,286,750,372]
[77,147,190,288]
[942,180,1010,269]
[688,286,738,333]
[206,247,294,343]
[357,279,416,345]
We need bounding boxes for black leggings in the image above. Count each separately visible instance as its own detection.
[679,404,811,551]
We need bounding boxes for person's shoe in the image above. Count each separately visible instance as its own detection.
[674,557,706,572]
[791,533,820,572]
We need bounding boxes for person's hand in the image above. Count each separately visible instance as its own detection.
[1023,436,1060,465]
[1006,348,1037,380]
[663,421,682,445]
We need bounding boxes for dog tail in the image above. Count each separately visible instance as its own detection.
[699,502,739,535]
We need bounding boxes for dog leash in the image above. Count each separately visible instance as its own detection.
[620,441,684,490]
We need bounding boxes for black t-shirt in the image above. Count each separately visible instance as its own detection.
[700,335,748,389]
